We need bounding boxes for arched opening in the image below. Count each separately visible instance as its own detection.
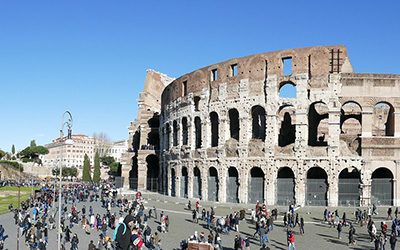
[132,130,140,152]
[146,154,159,192]
[171,168,176,197]
[173,120,178,146]
[276,167,295,205]
[338,168,361,206]
[194,117,202,149]
[182,117,188,145]
[165,123,171,150]
[373,102,395,136]
[228,109,240,141]
[146,114,160,150]
[371,167,394,205]
[278,106,296,147]
[308,102,329,146]
[194,96,201,111]
[306,167,328,206]
[340,101,362,155]
[279,81,297,98]
[251,106,266,141]
[227,167,239,203]
[208,167,219,202]
[193,167,202,199]
[181,167,189,198]
[248,167,265,203]
[210,112,219,147]
[129,156,138,190]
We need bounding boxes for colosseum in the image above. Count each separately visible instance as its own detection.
[121,45,400,207]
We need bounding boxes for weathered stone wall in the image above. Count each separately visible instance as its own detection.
[158,45,400,206]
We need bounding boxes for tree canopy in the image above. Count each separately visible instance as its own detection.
[0,150,6,159]
[18,144,49,164]
[82,154,92,182]
[93,151,101,183]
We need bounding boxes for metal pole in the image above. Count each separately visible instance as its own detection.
[16,169,20,250]
[57,148,63,250]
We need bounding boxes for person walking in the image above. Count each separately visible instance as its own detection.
[337,222,343,239]
[387,207,393,220]
[287,230,296,250]
[299,217,305,235]
[390,231,397,250]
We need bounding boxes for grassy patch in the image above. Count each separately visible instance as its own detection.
[0,186,37,214]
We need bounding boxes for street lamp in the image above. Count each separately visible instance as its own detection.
[57,111,73,250]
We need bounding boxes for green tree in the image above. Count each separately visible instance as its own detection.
[30,140,37,147]
[100,156,115,166]
[11,145,15,155]
[93,152,101,183]
[18,143,49,164]
[82,154,92,182]
[109,162,122,176]
[0,150,6,159]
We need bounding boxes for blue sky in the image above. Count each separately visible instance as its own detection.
[0,1,399,152]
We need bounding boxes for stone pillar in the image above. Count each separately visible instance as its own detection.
[187,165,193,199]
[188,117,194,150]
[240,112,252,146]
[176,118,182,147]
[265,170,274,205]
[138,157,146,191]
[166,163,171,196]
[219,115,228,146]
[360,164,372,206]
[121,166,130,189]
[328,74,341,157]
[175,165,182,198]
[265,75,278,157]
[239,168,248,203]
[219,166,227,203]
[295,173,306,207]
[362,107,373,137]
[203,119,210,149]
[395,161,400,206]
[395,112,400,137]
[328,161,339,207]
[202,167,209,201]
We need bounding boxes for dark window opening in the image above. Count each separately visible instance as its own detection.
[182,117,188,145]
[210,112,219,147]
[373,102,395,136]
[308,102,329,146]
[173,120,178,147]
[165,124,171,150]
[251,106,266,141]
[278,112,296,147]
[194,96,200,111]
[231,64,238,77]
[283,57,292,76]
[211,69,218,81]
[194,117,202,149]
[229,109,240,141]
[146,154,159,192]
[182,81,188,96]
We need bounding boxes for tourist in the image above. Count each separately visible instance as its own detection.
[299,217,305,235]
[70,233,79,250]
[88,240,96,250]
[337,221,342,239]
[287,230,296,250]
[387,207,393,220]
[389,231,397,250]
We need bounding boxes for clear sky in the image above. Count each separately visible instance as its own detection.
[0,1,399,152]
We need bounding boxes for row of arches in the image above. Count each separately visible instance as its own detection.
[170,166,394,206]
[164,100,396,155]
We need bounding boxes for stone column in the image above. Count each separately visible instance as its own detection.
[138,157,146,191]
[395,112,400,137]
[395,161,400,206]
[265,170,274,205]
[328,162,339,207]
[175,165,182,198]
[176,118,182,147]
[202,167,209,201]
[362,107,373,137]
[188,117,194,150]
[360,164,372,206]
[239,168,248,203]
[295,171,306,207]
[166,163,171,196]
[219,115,228,146]
[203,119,210,149]
[219,166,227,203]
[187,165,193,199]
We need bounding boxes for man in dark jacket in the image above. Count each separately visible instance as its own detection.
[115,216,132,250]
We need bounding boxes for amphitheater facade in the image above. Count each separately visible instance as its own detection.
[122,45,400,207]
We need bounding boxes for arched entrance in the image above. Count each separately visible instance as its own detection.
[146,154,159,192]
[306,167,328,206]
[171,168,176,197]
[129,156,138,190]
[248,167,265,203]
[181,167,188,198]
[338,168,361,206]
[277,167,295,206]
[371,167,393,205]
[208,167,219,202]
[193,167,202,199]
[227,167,239,203]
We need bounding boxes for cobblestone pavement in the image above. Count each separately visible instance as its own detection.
[0,191,397,250]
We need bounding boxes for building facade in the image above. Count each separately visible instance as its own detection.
[154,45,400,207]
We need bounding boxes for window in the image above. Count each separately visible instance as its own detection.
[283,57,292,76]
[211,69,218,81]
[231,64,238,77]
[194,96,200,111]
[182,81,188,96]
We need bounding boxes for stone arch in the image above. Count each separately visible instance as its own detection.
[227,167,239,203]
[208,167,219,202]
[193,167,202,199]
[306,166,328,206]
[279,81,297,98]
[276,167,295,205]
[228,108,240,141]
[373,102,395,136]
[278,105,296,147]
[308,101,329,146]
[248,167,265,203]
[338,167,361,206]
[340,101,362,155]
[371,167,394,205]
[251,105,266,141]
[194,116,202,149]
[129,156,138,190]
[210,112,219,147]
[146,154,159,192]
[181,166,189,198]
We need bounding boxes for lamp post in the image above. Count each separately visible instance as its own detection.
[57,111,73,250]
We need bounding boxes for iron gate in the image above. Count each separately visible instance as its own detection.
[306,179,328,206]
[147,178,158,192]
[129,178,138,190]
[371,178,393,205]
[338,178,360,206]
[248,177,264,203]
[227,177,239,203]
[208,176,218,201]
[171,176,176,197]
[277,178,295,206]
[193,176,202,199]
[180,176,188,198]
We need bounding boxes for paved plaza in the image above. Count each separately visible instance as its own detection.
[0,191,398,250]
